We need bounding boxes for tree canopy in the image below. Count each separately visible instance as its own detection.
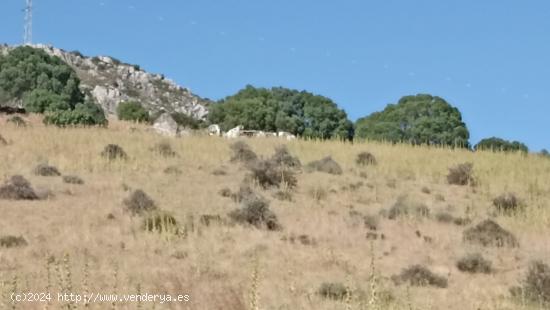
[355,94,470,147]
[474,137,528,153]
[208,85,354,140]
[0,46,106,126]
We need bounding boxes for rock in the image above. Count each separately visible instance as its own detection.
[278,131,297,140]
[153,113,179,137]
[224,125,243,139]
[208,124,221,136]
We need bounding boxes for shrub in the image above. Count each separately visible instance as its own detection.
[270,146,301,169]
[151,141,177,157]
[218,187,232,197]
[435,212,454,223]
[387,196,430,220]
[228,194,281,230]
[0,235,28,248]
[463,219,519,247]
[163,166,182,175]
[317,282,350,300]
[364,214,379,231]
[143,210,178,234]
[246,159,297,189]
[456,253,492,274]
[7,115,26,127]
[273,190,292,201]
[475,137,529,153]
[199,214,223,227]
[493,193,521,214]
[510,260,550,304]
[62,175,84,185]
[33,164,61,176]
[43,101,108,126]
[447,162,475,186]
[230,185,257,203]
[171,112,204,129]
[229,141,257,163]
[123,189,157,215]
[117,101,149,123]
[306,156,342,175]
[0,175,39,200]
[212,168,227,176]
[101,144,127,160]
[356,152,377,166]
[391,265,448,288]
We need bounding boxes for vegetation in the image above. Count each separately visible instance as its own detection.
[0,46,107,126]
[171,112,205,129]
[208,85,354,140]
[117,101,149,123]
[475,137,529,153]
[355,94,470,147]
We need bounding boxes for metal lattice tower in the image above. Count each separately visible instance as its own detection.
[23,0,33,45]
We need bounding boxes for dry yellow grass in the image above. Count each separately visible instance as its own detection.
[0,115,549,309]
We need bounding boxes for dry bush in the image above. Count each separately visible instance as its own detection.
[387,196,430,220]
[356,151,377,166]
[270,145,301,169]
[463,219,519,247]
[228,194,281,230]
[510,260,550,304]
[273,190,292,201]
[0,134,7,146]
[218,187,232,197]
[421,186,431,194]
[62,175,84,185]
[447,162,475,185]
[317,282,350,300]
[0,235,28,248]
[163,166,182,175]
[0,175,39,200]
[7,115,26,127]
[246,159,297,189]
[151,141,177,157]
[199,214,223,226]
[101,144,128,160]
[364,214,379,231]
[456,253,492,274]
[123,189,157,215]
[493,193,522,214]
[283,234,317,246]
[212,168,227,176]
[308,185,328,202]
[230,185,257,203]
[229,141,257,163]
[306,156,343,175]
[453,217,472,226]
[33,163,61,176]
[392,265,448,288]
[435,211,454,223]
[143,210,179,234]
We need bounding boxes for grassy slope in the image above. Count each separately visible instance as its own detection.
[0,115,549,309]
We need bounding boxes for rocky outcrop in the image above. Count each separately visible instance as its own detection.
[153,113,180,137]
[0,44,210,120]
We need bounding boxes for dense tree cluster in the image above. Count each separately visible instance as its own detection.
[0,46,106,126]
[208,85,354,140]
[474,137,529,153]
[354,94,470,147]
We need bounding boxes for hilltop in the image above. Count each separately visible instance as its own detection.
[0,43,210,119]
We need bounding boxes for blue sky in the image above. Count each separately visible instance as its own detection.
[1,0,549,150]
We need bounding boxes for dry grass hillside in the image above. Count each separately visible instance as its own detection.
[0,114,549,310]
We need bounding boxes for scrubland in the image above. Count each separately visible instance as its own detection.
[0,115,549,310]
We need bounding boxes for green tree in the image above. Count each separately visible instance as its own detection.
[0,46,107,126]
[117,101,149,122]
[474,137,528,153]
[44,101,108,126]
[208,85,353,140]
[171,112,205,129]
[355,94,470,147]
